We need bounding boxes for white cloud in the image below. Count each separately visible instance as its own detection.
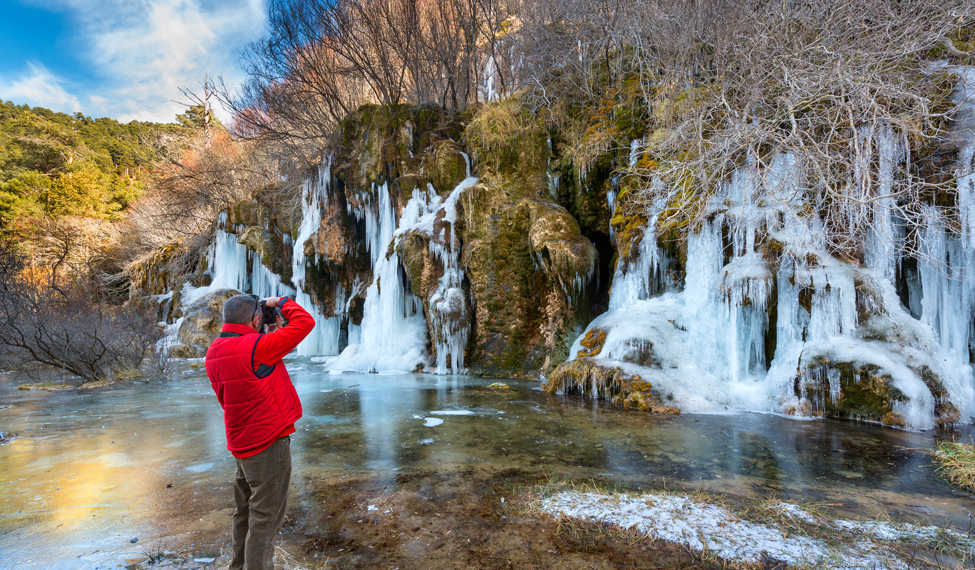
[0,62,83,114]
[17,0,267,123]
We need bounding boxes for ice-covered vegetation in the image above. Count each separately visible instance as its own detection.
[539,489,975,569]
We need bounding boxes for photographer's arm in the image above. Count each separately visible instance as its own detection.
[253,297,315,369]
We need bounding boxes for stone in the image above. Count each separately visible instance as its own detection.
[175,289,242,358]
[231,201,261,227]
[237,226,266,255]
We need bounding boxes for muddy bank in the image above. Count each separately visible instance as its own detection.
[288,468,708,570]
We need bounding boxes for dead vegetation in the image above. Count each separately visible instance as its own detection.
[933,440,975,492]
[524,0,975,260]
[0,227,158,382]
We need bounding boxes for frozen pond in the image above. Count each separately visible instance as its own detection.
[1,359,974,569]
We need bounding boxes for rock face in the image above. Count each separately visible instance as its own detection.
[174,289,241,358]
[463,191,597,374]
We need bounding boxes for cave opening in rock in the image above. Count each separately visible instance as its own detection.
[588,230,614,317]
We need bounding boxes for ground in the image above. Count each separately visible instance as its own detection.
[128,468,718,570]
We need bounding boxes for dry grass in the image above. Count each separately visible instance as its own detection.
[933,441,975,492]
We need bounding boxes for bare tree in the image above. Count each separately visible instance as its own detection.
[223,0,514,165]
[520,0,974,260]
[0,234,159,382]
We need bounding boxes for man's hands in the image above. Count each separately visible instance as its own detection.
[260,297,285,332]
[265,313,285,333]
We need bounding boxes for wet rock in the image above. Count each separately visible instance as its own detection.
[175,289,242,358]
[463,186,597,375]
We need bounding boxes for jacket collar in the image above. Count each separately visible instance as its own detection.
[221,323,260,336]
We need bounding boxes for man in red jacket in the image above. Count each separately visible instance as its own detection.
[205,294,315,570]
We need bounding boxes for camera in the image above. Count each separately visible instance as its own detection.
[259,300,280,330]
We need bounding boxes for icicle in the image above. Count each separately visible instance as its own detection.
[290,158,341,356]
[864,125,905,279]
[209,211,250,294]
[329,181,437,373]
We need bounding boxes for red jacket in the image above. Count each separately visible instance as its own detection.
[205,297,315,458]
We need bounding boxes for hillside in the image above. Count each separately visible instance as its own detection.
[0,101,189,232]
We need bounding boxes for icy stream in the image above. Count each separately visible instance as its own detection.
[2,365,975,569]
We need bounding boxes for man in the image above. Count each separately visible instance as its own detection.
[205,294,315,570]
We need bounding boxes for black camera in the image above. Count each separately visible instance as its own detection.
[259,300,280,330]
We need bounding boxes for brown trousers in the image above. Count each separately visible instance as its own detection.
[229,436,291,570]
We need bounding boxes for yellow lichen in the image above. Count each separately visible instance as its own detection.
[577,328,608,358]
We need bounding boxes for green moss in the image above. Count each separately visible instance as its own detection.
[464,185,557,374]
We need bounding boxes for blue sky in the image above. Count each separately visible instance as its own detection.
[0,0,268,123]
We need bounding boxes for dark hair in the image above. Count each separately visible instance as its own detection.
[223,294,259,325]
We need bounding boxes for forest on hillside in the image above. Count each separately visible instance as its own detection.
[0,101,187,227]
[3,0,974,384]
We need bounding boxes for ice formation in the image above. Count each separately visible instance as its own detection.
[290,163,341,356]
[328,176,479,374]
[176,159,340,356]
[326,181,431,373]
[171,63,975,424]
[557,69,975,429]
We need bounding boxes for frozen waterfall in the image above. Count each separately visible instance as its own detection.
[563,70,975,429]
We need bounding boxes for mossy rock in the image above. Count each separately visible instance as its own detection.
[428,139,469,195]
[464,98,550,197]
[336,103,447,194]
[237,226,266,254]
[577,328,608,358]
[462,184,552,373]
[545,358,679,414]
[396,231,439,298]
[526,201,598,290]
[795,361,908,427]
[611,211,651,272]
[462,184,596,375]
[127,238,191,297]
[918,365,960,429]
[230,201,262,227]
